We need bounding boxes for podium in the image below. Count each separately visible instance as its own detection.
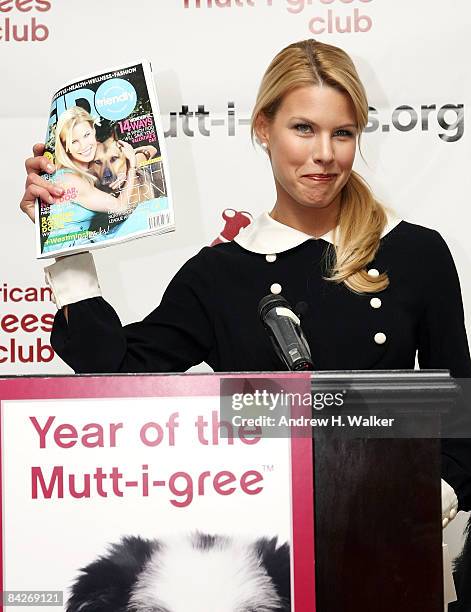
[309,370,454,612]
[0,370,456,611]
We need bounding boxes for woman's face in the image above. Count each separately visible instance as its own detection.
[67,121,97,164]
[258,85,357,213]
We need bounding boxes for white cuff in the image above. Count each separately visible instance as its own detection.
[441,478,458,528]
[44,252,101,309]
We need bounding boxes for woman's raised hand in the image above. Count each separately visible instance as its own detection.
[20,143,64,223]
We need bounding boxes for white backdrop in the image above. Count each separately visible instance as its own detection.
[1,0,470,567]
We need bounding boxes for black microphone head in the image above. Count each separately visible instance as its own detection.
[258,293,291,321]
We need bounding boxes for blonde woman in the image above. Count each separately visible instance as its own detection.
[41,106,138,252]
[20,39,471,543]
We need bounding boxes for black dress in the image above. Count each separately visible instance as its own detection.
[50,217,471,511]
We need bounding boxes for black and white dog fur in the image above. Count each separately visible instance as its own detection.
[66,532,291,612]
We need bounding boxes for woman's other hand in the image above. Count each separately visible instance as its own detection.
[134,145,157,162]
[20,143,64,223]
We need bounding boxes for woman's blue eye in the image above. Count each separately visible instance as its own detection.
[335,129,354,137]
[294,123,312,134]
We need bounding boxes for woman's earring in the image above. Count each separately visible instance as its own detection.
[261,141,268,151]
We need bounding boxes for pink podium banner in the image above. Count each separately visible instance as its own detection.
[0,373,315,611]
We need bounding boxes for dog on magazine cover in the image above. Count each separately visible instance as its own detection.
[66,532,291,612]
[91,129,165,201]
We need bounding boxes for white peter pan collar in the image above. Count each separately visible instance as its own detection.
[233,209,402,254]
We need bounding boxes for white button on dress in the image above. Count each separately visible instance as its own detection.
[370,297,382,309]
[266,254,277,263]
[374,332,387,345]
[270,283,282,295]
[368,268,380,277]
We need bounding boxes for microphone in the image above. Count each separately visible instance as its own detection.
[258,293,314,371]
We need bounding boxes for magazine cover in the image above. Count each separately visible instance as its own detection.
[0,374,315,611]
[35,61,174,259]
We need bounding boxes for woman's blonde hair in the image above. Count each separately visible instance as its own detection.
[251,39,388,293]
[54,106,98,187]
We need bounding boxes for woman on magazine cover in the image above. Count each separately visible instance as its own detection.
[42,106,156,253]
[19,39,471,608]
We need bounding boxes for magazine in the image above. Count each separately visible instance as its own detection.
[35,61,174,259]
